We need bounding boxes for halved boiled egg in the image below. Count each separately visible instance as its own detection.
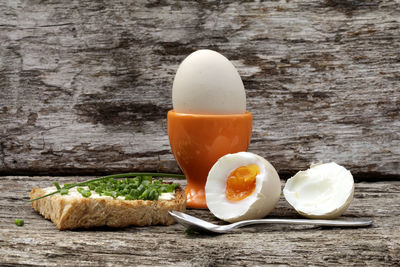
[283,162,354,219]
[205,152,281,222]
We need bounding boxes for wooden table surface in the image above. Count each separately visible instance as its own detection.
[1,176,399,266]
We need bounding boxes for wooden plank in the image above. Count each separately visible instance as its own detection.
[0,1,399,179]
[0,176,399,266]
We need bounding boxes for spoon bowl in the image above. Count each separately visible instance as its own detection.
[169,211,373,234]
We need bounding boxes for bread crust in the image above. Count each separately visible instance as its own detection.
[30,186,186,230]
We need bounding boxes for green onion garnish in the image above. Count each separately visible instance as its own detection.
[29,172,184,202]
[185,228,196,235]
[77,187,92,198]
[60,188,69,195]
[54,182,61,190]
[14,219,24,227]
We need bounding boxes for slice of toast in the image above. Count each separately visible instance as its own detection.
[30,186,186,230]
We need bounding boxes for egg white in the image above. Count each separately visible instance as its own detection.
[283,162,354,219]
[205,152,281,222]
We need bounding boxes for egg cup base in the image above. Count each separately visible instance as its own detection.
[185,186,207,209]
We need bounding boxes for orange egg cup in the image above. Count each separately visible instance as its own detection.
[167,110,252,209]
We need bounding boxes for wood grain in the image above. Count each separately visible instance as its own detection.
[0,1,399,179]
[0,176,399,266]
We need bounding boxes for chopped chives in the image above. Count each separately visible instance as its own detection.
[53,182,61,190]
[14,219,24,227]
[60,188,69,195]
[77,187,92,198]
[29,172,184,202]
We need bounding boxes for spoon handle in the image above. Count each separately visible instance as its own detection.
[231,218,373,229]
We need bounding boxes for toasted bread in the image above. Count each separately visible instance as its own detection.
[30,186,186,230]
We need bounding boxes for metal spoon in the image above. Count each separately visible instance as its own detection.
[169,211,373,234]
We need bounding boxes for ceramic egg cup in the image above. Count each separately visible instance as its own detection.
[167,110,252,209]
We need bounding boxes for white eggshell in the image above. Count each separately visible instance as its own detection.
[172,49,246,115]
[205,152,281,222]
[283,162,354,219]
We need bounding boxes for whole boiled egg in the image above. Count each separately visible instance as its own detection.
[283,162,354,219]
[172,49,246,115]
[205,152,281,222]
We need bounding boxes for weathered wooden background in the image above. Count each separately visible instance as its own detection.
[0,0,399,179]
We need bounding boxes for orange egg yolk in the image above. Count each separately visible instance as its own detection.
[225,164,260,201]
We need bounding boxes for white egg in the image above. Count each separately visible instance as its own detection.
[283,162,354,219]
[172,49,246,115]
[205,152,281,222]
